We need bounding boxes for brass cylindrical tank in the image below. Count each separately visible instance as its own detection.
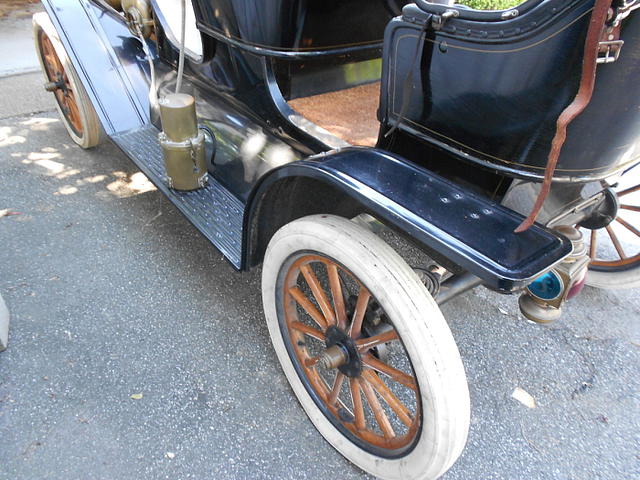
[158,93,208,191]
[159,94,198,142]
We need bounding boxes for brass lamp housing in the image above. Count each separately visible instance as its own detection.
[519,226,590,324]
[121,0,154,38]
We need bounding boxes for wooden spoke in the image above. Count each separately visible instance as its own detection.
[44,54,58,72]
[620,204,640,213]
[290,321,325,341]
[319,376,350,413]
[363,354,417,391]
[328,372,345,406]
[617,184,640,197]
[589,229,597,259]
[300,264,336,326]
[348,286,371,339]
[359,377,395,439]
[289,286,328,330]
[349,378,366,430]
[616,216,640,238]
[66,93,83,132]
[327,263,347,330]
[356,329,399,352]
[363,369,413,428]
[304,356,321,368]
[606,225,626,259]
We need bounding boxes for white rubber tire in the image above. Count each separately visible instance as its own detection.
[585,265,640,290]
[33,13,101,149]
[262,215,470,480]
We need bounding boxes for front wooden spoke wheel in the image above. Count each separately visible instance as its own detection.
[283,254,421,454]
[38,30,83,136]
[33,13,100,149]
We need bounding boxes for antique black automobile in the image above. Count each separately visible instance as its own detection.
[33,0,639,478]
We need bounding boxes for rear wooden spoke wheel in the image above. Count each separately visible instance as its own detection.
[581,167,640,289]
[262,215,469,480]
[33,13,100,149]
[283,254,421,455]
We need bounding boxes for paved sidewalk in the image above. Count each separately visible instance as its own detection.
[0,72,56,119]
[0,3,43,77]
[1,108,638,480]
[0,2,54,120]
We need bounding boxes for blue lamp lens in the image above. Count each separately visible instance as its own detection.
[527,270,563,301]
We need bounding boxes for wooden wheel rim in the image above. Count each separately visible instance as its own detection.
[280,253,422,457]
[38,30,84,136]
[585,180,640,270]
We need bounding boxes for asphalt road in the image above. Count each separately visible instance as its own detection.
[1,72,639,479]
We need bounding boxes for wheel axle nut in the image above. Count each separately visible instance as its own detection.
[44,81,60,92]
[318,345,348,369]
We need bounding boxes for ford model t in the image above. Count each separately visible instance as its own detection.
[32,0,639,477]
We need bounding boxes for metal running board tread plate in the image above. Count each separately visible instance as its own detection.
[111,126,244,268]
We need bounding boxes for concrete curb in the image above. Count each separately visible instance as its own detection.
[0,293,9,352]
[0,67,41,78]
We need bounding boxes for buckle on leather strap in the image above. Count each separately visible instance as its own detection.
[597,40,624,63]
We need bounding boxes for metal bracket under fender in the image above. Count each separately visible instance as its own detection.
[245,148,573,292]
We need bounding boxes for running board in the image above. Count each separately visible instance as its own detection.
[112,126,244,268]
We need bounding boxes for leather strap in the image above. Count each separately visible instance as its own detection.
[515,0,614,233]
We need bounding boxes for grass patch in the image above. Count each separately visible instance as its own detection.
[457,0,522,9]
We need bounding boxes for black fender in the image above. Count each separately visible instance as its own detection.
[40,0,151,135]
[244,147,572,292]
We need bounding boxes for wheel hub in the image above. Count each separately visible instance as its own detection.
[322,326,362,377]
[44,74,66,93]
[579,187,619,230]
